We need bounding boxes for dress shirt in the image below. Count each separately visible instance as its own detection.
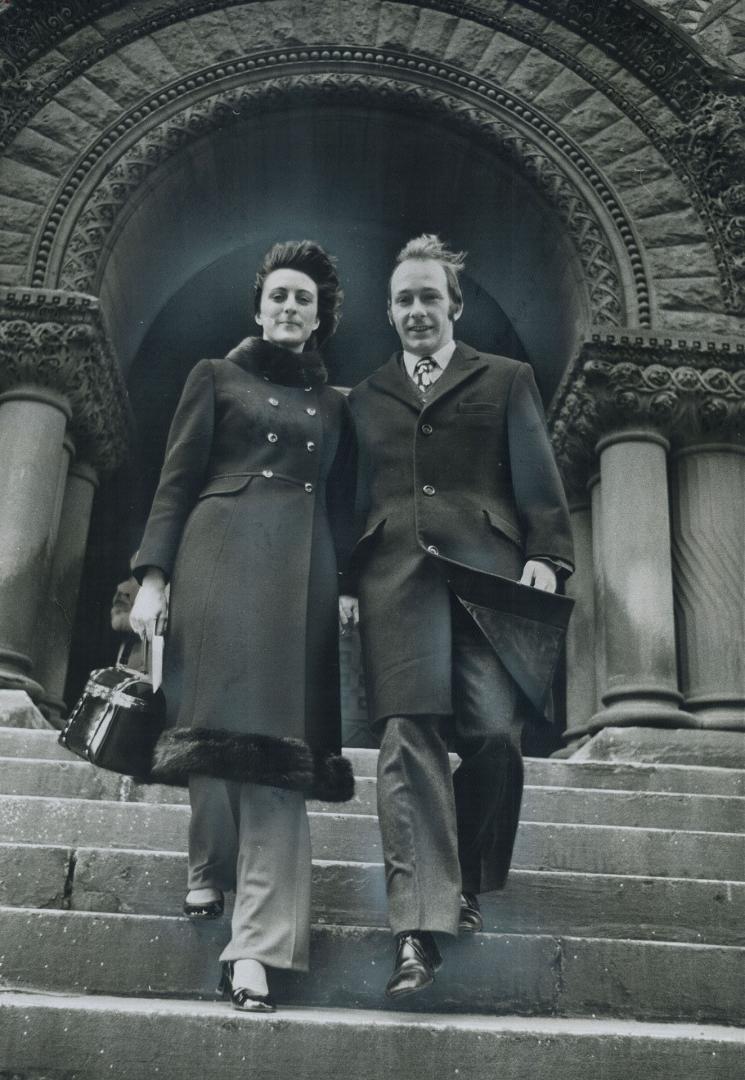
[403,339,457,387]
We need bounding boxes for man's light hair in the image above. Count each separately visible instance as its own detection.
[389,234,466,316]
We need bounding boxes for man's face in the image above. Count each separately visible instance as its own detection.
[388,258,460,357]
[111,574,140,634]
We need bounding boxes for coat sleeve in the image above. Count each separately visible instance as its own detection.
[506,363,574,573]
[134,359,216,583]
[325,393,358,589]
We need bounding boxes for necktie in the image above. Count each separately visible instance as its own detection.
[413,355,437,392]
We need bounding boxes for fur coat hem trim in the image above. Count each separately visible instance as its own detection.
[149,727,355,802]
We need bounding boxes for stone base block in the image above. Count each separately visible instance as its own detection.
[0,690,51,730]
[571,727,745,769]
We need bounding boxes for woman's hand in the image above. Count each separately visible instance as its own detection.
[339,595,359,632]
[130,568,168,641]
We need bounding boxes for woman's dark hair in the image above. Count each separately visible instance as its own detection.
[254,240,343,348]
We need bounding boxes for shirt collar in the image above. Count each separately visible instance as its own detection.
[402,339,457,379]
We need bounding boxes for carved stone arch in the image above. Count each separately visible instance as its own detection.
[29,52,651,355]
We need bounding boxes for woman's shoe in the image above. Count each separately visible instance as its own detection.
[182,890,224,918]
[218,962,276,1013]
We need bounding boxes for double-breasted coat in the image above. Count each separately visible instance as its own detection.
[346,341,574,724]
[134,337,356,801]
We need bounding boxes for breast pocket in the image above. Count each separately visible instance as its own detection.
[457,401,501,415]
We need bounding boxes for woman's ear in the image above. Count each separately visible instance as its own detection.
[254,312,263,327]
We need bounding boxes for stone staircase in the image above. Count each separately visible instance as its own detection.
[1,726,743,1078]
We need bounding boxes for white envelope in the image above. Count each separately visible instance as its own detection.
[151,634,165,692]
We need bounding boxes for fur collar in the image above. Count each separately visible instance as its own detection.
[149,727,355,802]
[226,336,328,387]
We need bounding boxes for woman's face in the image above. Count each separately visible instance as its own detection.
[256,268,320,353]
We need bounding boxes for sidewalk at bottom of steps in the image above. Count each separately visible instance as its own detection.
[2,991,743,1080]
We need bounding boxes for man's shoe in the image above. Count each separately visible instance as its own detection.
[458,892,483,933]
[385,931,442,999]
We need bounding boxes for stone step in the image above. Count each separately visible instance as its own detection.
[1,906,742,1024]
[2,840,742,946]
[3,728,745,796]
[3,993,743,1080]
[2,794,743,879]
[3,757,744,833]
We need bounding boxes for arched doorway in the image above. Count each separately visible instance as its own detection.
[52,64,644,747]
[119,103,594,511]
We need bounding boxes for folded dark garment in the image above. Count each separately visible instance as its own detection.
[445,563,574,715]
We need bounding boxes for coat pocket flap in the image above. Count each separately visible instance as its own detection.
[198,474,254,499]
[483,508,522,547]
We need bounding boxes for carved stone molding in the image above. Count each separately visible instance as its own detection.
[550,329,745,490]
[1,2,740,312]
[0,287,130,471]
[0,1,732,127]
[31,59,646,326]
[675,90,745,309]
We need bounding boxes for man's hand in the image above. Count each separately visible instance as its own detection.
[520,560,557,593]
[130,568,168,641]
[339,595,360,631]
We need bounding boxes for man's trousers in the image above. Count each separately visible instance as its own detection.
[376,598,525,937]
[187,775,312,970]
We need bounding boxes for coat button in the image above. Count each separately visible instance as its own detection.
[421,423,433,435]
[267,432,278,443]
[268,397,279,407]
[304,482,314,493]
[306,441,316,452]
[306,407,317,416]
[426,544,439,556]
[422,484,436,496]
[262,469,274,478]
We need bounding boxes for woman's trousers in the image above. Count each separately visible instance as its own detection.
[187,775,312,971]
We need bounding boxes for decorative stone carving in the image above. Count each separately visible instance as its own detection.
[675,91,745,310]
[550,330,745,489]
[36,65,641,327]
[0,288,130,471]
[0,1,723,131]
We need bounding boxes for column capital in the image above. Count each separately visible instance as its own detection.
[550,329,745,489]
[0,286,129,471]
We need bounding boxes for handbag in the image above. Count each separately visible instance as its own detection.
[59,637,166,778]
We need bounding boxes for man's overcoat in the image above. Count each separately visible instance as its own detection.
[134,337,356,801]
[347,342,573,724]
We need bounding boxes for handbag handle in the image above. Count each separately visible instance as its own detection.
[116,631,162,675]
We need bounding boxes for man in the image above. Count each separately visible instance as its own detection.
[110,559,146,672]
[339,235,573,998]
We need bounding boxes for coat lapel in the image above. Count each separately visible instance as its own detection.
[368,343,489,411]
[421,342,489,410]
[367,352,422,412]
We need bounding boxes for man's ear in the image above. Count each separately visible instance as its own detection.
[386,305,394,327]
[452,305,463,323]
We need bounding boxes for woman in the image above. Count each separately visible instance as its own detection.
[130,240,356,1012]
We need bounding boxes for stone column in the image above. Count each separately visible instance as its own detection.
[547,331,745,750]
[588,429,695,730]
[562,494,596,740]
[589,473,606,714]
[0,387,72,696]
[33,459,100,725]
[0,286,129,717]
[672,444,745,729]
